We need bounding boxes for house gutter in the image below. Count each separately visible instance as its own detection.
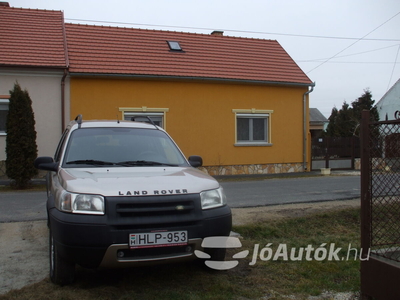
[303,83,315,171]
[68,72,313,88]
[61,10,70,133]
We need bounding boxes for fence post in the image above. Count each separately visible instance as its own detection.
[351,136,355,170]
[325,137,329,169]
[360,110,371,257]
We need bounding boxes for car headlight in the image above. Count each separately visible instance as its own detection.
[56,190,105,215]
[200,187,227,210]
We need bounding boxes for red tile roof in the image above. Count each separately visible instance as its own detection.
[0,6,67,68]
[0,4,311,85]
[65,24,312,85]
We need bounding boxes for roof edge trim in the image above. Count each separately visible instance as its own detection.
[68,73,314,87]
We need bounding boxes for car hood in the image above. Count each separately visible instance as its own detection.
[58,167,219,196]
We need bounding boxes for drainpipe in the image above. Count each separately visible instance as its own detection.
[61,69,68,133]
[303,82,315,171]
[60,10,69,133]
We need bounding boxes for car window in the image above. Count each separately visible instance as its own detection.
[62,127,188,167]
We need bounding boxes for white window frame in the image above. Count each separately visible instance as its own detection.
[0,98,10,135]
[233,109,273,146]
[119,107,169,129]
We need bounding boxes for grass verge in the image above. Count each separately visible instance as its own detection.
[0,183,46,192]
[0,208,361,300]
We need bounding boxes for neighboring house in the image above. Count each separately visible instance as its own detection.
[0,3,69,176]
[309,108,328,138]
[376,78,400,121]
[0,3,314,176]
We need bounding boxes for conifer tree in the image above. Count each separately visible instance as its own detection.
[325,107,339,137]
[6,82,38,189]
[325,89,379,137]
[351,89,380,124]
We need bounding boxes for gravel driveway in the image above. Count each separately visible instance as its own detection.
[0,199,360,295]
[0,220,48,295]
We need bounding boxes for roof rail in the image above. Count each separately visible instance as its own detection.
[75,114,83,128]
[130,116,158,129]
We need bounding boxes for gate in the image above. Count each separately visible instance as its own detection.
[311,136,360,170]
[360,110,400,299]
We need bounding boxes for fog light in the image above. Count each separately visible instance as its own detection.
[117,251,125,258]
[185,246,192,253]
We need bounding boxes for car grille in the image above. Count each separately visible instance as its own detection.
[106,194,202,230]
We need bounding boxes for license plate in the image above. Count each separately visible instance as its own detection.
[129,231,188,249]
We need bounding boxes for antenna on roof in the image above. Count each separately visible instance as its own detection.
[75,114,83,129]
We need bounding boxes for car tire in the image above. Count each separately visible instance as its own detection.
[49,229,75,285]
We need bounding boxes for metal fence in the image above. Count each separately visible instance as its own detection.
[363,117,400,260]
[360,111,400,299]
[311,136,360,170]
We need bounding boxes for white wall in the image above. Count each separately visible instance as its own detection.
[0,68,70,160]
[377,79,400,121]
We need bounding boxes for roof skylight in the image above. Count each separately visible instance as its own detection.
[167,41,182,51]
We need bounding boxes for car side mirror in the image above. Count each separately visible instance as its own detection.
[34,156,58,172]
[188,155,203,168]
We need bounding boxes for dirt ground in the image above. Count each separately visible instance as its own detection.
[0,199,360,295]
[0,219,48,295]
[232,198,360,226]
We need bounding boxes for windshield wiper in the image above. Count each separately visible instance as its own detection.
[66,159,116,166]
[116,160,179,167]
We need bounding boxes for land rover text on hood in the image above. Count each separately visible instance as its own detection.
[34,115,232,285]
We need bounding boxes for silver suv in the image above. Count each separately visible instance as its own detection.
[34,115,232,285]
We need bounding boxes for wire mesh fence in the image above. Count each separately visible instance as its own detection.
[368,119,400,261]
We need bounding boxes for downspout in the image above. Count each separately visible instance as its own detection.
[303,82,315,171]
[61,69,68,132]
[61,10,69,133]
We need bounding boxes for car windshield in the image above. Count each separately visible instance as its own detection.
[62,127,188,168]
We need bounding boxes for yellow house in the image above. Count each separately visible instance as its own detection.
[65,25,314,175]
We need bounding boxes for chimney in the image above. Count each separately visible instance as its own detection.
[211,31,224,36]
[0,2,10,7]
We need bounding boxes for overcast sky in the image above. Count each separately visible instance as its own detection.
[10,0,400,118]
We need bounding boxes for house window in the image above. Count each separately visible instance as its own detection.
[119,107,169,129]
[0,98,10,134]
[233,109,273,146]
[237,115,267,142]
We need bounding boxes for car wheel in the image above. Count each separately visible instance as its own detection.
[49,229,75,285]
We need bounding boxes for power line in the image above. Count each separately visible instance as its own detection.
[298,44,400,62]
[387,45,400,91]
[305,11,400,74]
[65,18,400,42]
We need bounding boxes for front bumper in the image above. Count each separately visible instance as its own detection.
[99,239,203,268]
[48,194,232,268]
